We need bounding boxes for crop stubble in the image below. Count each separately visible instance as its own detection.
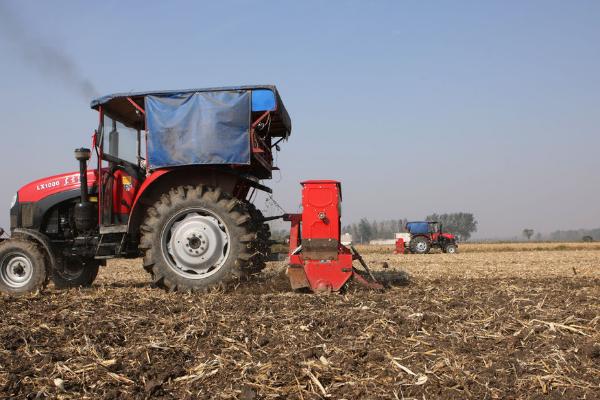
[0,245,598,399]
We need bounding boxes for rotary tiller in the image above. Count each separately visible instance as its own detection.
[282,180,383,293]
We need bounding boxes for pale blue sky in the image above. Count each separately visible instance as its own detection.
[0,0,599,238]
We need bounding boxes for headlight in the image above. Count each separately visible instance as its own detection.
[9,194,17,209]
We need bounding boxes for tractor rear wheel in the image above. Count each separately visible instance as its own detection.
[52,258,100,289]
[243,202,271,275]
[0,239,48,296]
[410,237,430,254]
[139,185,256,292]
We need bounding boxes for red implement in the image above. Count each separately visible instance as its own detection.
[394,238,405,254]
[284,180,382,292]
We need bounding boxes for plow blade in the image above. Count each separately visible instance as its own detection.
[287,264,310,290]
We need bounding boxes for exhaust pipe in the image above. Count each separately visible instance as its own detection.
[73,148,96,232]
[74,148,91,202]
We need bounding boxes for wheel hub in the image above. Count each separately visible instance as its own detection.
[416,242,427,251]
[1,254,33,288]
[166,212,229,278]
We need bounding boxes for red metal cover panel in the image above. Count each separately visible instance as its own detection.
[300,181,341,241]
[304,254,353,291]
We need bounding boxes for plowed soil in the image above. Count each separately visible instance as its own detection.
[1,244,599,399]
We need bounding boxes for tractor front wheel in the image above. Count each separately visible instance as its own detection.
[444,244,458,254]
[0,239,48,296]
[52,258,100,289]
[410,237,430,254]
[139,185,256,292]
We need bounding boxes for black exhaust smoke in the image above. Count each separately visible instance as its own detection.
[0,4,98,100]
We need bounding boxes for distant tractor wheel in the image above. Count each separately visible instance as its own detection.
[52,258,100,289]
[410,237,430,254]
[139,185,256,292]
[0,239,48,296]
[444,244,458,254]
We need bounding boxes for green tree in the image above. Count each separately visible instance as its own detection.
[522,229,534,240]
[425,212,478,241]
[357,218,373,243]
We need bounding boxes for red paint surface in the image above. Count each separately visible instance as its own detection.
[18,170,98,202]
[429,232,456,241]
[300,180,341,242]
[112,169,139,214]
[304,253,353,291]
[128,169,170,214]
[394,238,405,254]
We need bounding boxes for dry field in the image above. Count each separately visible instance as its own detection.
[360,241,600,254]
[0,244,598,399]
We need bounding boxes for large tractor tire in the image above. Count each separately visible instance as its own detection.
[0,239,48,296]
[243,202,271,275]
[410,236,431,254]
[52,258,100,289]
[139,185,257,292]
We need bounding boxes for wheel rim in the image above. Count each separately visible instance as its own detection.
[161,208,230,279]
[0,252,33,288]
[416,242,427,252]
[447,246,456,253]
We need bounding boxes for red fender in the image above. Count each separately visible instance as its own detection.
[126,169,172,231]
[129,169,171,212]
[125,167,244,234]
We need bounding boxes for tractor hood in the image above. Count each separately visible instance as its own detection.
[441,233,455,240]
[17,170,98,203]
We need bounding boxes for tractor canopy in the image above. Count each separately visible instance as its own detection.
[91,85,291,169]
[406,221,430,235]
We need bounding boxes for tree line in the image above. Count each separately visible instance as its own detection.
[524,227,599,242]
[343,219,407,244]
[343,212,478,243]
[549,228,599,241]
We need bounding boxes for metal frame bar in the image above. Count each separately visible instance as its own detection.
[126,97,145,114]
[249,111,273,171]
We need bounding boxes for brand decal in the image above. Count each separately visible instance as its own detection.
[36,180,61,191]
[63,175,80,186]
[35,174,80,191]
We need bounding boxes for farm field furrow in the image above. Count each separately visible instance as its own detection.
[1,246,599,399]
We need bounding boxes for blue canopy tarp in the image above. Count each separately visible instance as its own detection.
[406,222,430,235]
[90,85,291,137]
[146,90,251,169]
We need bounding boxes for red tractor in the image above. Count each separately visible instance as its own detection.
[0,86,291,295]
[405,221,458,254]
